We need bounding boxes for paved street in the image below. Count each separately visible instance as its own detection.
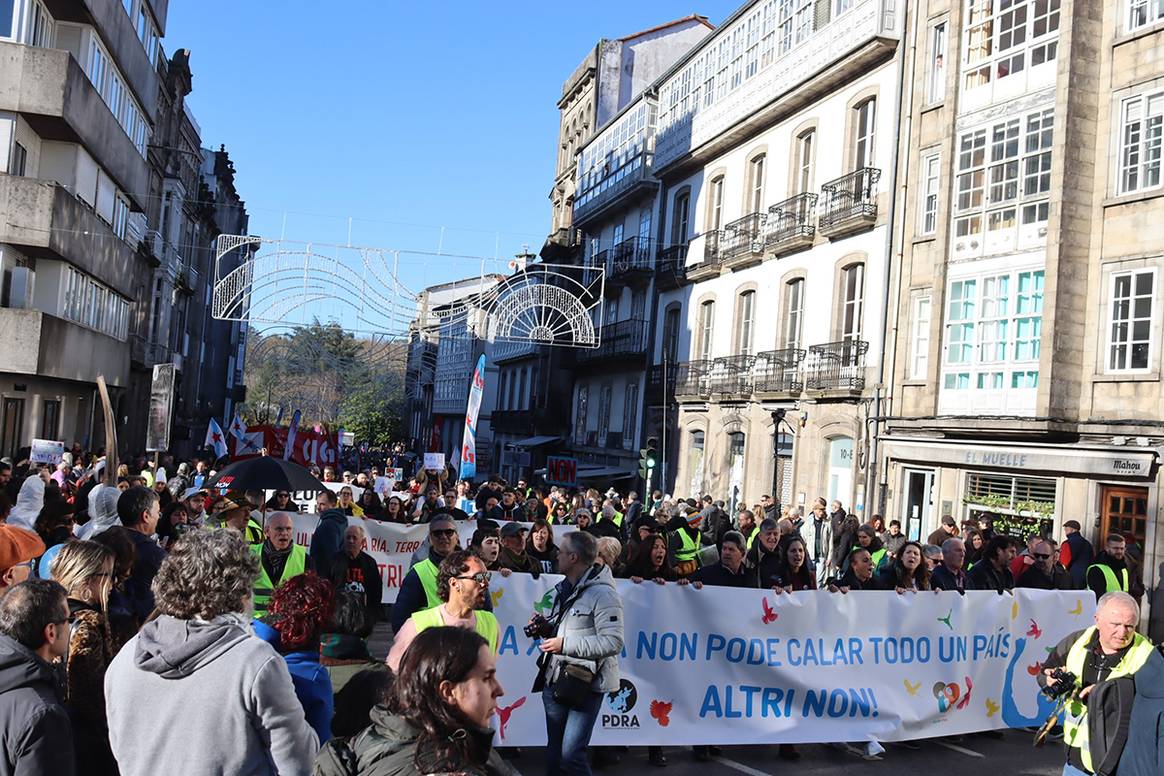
[501,733,1063,775]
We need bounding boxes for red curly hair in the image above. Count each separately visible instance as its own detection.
[268,571,334,651]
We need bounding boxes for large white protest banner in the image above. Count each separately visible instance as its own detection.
[287,513,483,603]
[485,576,1093,746]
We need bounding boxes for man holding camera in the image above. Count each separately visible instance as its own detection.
[1039,591,1153,775]
[531,530,624,776]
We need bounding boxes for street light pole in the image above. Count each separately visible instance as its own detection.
[771,408,789,514]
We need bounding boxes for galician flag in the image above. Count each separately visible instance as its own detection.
[283,409,302,461]
[458,354,487,481]
[228,414,247,441]
[204,418,229,460]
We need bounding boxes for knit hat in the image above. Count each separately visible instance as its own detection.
[0,526,46,573]
[686,509,703,528]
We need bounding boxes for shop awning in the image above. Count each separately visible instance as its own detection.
[511,435,561,449]
[881,436,1159,479]
[576,466,636,481]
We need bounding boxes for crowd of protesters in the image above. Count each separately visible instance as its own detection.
[0,445,1155,775]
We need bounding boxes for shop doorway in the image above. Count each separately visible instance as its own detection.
[1100,485,1149,549]
[901,468,934,542]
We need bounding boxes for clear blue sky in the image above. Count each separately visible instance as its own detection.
[167,0,740,305]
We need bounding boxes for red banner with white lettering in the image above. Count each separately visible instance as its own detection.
[231,424,341,468]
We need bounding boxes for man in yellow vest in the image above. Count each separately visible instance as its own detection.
[389,516,461,633]
[738,509,759,549]
[249,512,311,618]
[1086,533,1134,602]
[1040,591,1154,775]
[386,549,498,671]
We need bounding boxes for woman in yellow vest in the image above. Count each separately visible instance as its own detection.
[386,549,498,672]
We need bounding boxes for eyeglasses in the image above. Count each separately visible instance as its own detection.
[431,529,457,538]
[455,571,491,585]
[1033,553,1052,560]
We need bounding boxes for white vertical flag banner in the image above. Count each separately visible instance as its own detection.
[459,353,487,480]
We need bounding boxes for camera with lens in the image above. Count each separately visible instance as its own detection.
[524,613,555,639]
[1041,669,1078,700]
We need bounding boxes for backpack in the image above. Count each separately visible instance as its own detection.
[1088,675,1136,776]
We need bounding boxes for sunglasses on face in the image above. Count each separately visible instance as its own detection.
[1033,553,1052,560]
[455,571,492,585]
[431,529,456,538]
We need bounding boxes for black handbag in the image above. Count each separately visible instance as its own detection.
[552,663,597,708]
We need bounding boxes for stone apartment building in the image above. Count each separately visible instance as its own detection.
[652,0,903,516]
[0,0,251,461]
[879,0,1164,636]
[0,0,166,458]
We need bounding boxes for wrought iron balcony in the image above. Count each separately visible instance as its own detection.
[674,359,711,399]
[804,339,868,392]
[656,244,688,289]
[607,237,654,281]
[685,231,723,281]
[576,318,649,364]
[766,193,818,254]
[819,167,881,238]
[707,354,755,396]
[753,348,806,394]
[721,213,767,267]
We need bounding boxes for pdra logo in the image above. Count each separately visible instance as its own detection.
[602,679,640,729]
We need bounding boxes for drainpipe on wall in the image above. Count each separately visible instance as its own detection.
[864,0,917,520]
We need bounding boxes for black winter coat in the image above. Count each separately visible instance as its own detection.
[0,634,74,776]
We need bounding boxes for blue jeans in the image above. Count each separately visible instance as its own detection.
[542,684,603,776]
[1062,765,1089,776]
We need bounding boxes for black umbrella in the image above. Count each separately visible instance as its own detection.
[204,457,326,493]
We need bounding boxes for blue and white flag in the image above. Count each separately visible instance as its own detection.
[458,354,487,480]
[283,409,302,461]
[204,418,229,460]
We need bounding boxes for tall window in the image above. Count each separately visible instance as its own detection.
[841,264,865,341]
[942,269,1044,389]
[697,300,716,359]
[708,176,725,231]
[622,382,639,449]
[748,154,766,213]
[673,191,691,245]
[40,400,60,441]
[735,291,756,355]
[853,99,876,169]
[921,152,941,235]
[663,307,681,363]
[612,223,624,250]
[638,210,652,245]
[783,279,804,350]
[794,130,814,193]
[955,108,1053,245]
[10,142,26,177]
[598,384,613,443]
[1108,269,1155,372]
[688,430,706,497]
[963,0,1060,91]
[1118,92,1163,195]
[575,384,589,442]
[1129,0,1164,31]
[910,296,932,380]
[926,21,947,104]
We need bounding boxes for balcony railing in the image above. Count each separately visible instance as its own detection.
[707,354,755,395]
[576,318,649,363]
[573,151,657,224]
[753,348,806,393]
[819,167,881,236]
[685,231,722,279]
[608,237,654,277]
[656,244,688,287]
[805,339,868,391]
[766,193,818,252]
[721,213,767,262]
[674,359,711,398]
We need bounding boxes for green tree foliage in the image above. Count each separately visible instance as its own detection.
[241,321,406,443]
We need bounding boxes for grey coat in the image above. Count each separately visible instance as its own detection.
[105,612,318,776]
[544,565,624,693]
